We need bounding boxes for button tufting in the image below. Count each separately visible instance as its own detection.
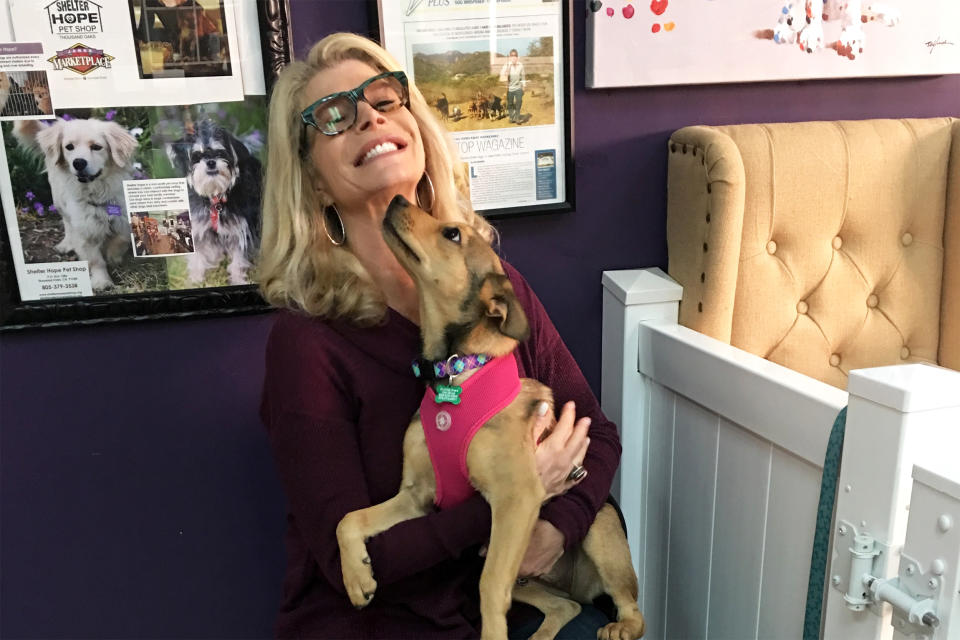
[832,236,843,250]
[797,301,808,314]
[901,232,913,246]
[830,354,841,367]
[766,240,777,254]
[866,294,878,308]
[901,346,910,359]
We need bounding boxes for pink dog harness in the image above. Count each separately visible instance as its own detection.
[419,353,522,509]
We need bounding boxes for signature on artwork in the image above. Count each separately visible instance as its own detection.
[925,37,955,54]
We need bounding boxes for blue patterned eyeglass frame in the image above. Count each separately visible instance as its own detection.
[300,70,410,136]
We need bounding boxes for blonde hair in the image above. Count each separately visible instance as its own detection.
[258,32,494,325]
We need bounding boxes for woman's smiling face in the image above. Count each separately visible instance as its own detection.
[304,59,425,213]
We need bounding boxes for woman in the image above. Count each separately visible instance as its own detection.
[258,33,622,639]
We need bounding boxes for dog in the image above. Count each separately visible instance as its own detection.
[0,72,40,117]
[489,95,504,120]
[166,118,261,285]
[335,196,645,640]
[0,72,10,115]
[28,82,52,115]
[435,94,449,121]
[176,9,199,61]
[774,0,900,59]
[14,118,137,290]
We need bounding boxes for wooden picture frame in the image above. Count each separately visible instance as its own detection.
[0,0,292,331]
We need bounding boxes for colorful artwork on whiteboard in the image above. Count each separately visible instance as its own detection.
[585,0,960,88]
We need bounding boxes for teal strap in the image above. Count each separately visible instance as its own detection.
[803,406,848,639]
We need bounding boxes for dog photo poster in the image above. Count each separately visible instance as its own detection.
[0,0,268,302]
[586,0,960,87]
[0,99,267,300]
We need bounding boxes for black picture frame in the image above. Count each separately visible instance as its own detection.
[370,0,575,220]
[0,0,293,331]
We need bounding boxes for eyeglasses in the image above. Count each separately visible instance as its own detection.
[300,70,410,136]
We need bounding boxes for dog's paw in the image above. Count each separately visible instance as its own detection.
[863,3,900,26]
[838,23,865,59]
[90,272,116,291]
[187,265,208,285]
[341,554,377,609]
[336,515,378,608]
[227,267,250,286]
[773,3,804,44]
[54,238,73,254]
[598,617,646,640]
[798,19,825,53]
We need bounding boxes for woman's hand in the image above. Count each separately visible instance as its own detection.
[518,519,565,578]
[533,401,590,501]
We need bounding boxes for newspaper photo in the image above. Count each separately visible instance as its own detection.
[380,0,568,213]
[0,43,55,120]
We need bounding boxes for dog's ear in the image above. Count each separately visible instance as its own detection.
[230,134,252,163]
[104,122,138,167]
[165,140,190,174]
[483,274,530,342]
[35,120,64,165]
[165,141,180,170]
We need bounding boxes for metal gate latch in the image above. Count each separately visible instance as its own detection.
[840,532,940,631]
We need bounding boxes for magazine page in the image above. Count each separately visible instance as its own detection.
[381,0,567,212]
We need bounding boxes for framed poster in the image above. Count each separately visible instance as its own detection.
[586,0,960,88]
[374,0,575,219]
[0,0,293,330]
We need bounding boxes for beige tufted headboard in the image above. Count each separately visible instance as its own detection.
[666,118,959,388]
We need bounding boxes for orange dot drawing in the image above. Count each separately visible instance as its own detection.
[664,21,676,31]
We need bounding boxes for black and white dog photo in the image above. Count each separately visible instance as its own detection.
[166,118,262,285]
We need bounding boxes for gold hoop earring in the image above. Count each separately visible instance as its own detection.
[416,172,435,212]
[323,204,346,246]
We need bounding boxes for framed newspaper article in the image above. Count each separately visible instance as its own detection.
[0,0,293,330]
[374,0,575,219]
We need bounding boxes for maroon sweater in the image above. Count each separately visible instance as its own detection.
[260,263,622,639]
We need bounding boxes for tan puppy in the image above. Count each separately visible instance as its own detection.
[0,72,11,115]
[336,196,645,640]
[28,82,52,115]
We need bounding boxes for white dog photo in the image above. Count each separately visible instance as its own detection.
[14,118,138,290]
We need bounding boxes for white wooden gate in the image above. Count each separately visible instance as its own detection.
[601,268,960,639]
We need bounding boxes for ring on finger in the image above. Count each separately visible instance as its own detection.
[567,464,587,482]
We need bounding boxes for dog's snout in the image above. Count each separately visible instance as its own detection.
[385,194,410,222]
[205,159,217,169]
[72,158,87,172]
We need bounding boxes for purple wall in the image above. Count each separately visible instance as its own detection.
[2,0,958,635]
